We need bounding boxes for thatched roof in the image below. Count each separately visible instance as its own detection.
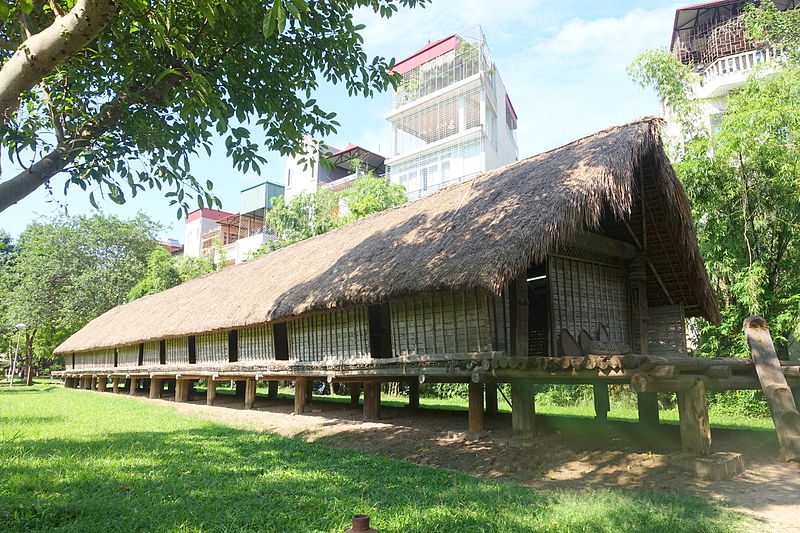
[55,117,719,354]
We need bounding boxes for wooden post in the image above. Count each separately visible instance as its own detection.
[744,316,800,461]
[112,377,120,393]
[485,383,498,414]
[509,276,529,357]
[175,379,189,402]
[511,380,535,438]
[468,383,485,432]
[363,382,381,421]
[244,379,256,409]
[637,393,660,427]
[207,379,217,405]
[676,380,711,456]
[408,381,420,409]
[234,380,246,399]
[97,377,107,393]
[149,378,162,399]
[305,382,313,404]
[628,256,659,426]
[350,382,362,405]
[294,378,309,414]
[267,380,278,399]
[593,383,610,421]
[129,377,138,396]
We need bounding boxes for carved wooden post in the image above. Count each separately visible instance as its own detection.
[350,382,362,405]
[744,316,800,461]
[509,276,529,357]
[593,383,610,421]
[244,379,256,409]
[408,381,420,409]
[175,379,189,402]
[676,380,711,455]
[97,376,107,393]
[267,380,279,399]
[294,378,309,414]
[149,378,162,399]
[628,255,658,426]
[206,379,217,405]
[511,380,535,438]
[112,377,119,393]
[128,377,138,395]
[363,382,381,421]
[485,383,498,414]
[468,383,485,432]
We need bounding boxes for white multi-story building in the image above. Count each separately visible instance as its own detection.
[668,0,795,132]
[385,27,518,200]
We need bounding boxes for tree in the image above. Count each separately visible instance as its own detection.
[628,4,800,357]
[341,164,407,222]
[0,0,427,215]
[5,213,159,380]
[128,247,217,300]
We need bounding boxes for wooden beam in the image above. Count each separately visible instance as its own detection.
[350,382,362,405]
[593,383,609,421]
[573,231,638,260]
[244,379,256,409]
[363,382,381,421]
[485,383,498,415]
[511,380,535,438]
[206,379,217,406]
[267,380,278,399]
[468,383,485,432]
[408,381,419,409]
[509,276,529,357]
[744,316,800,461]
[294,377,309,414]
[149,378,162,399]
[129,377,138,396]
[676,380,711,455]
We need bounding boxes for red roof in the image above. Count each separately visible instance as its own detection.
[392,35,457,75]
[186,208,235,223]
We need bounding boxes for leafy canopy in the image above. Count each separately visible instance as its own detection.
[128,247,217,300]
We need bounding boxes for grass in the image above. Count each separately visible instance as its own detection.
[0,385,753,532]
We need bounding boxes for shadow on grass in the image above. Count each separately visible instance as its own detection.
[0,422,744,533]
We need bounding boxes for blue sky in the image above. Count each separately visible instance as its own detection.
[0,0,682,240]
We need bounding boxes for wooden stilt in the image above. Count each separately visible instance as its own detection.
[637,392,660,426]
[294,378,309,414]
[593,383,610,421]
[350,382,362,405]
[485,383,498,415]
[363,382,381,421]
[175,379,189,402]
[511,380,535,438]
[97,377,107,393]
[408,381,420,409]
[244,379,256,409]
[235,380,246,398]
[112,377,120,393]
[207,379,217,405]
[129,377,138,396]
[267,381,278,399]
[149,378,162,399]
[676,380,711,455]
[305,382,313,404]
[166,379,176,395]
[468,383,485,432]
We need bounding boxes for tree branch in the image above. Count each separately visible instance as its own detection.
[0,0,118,121]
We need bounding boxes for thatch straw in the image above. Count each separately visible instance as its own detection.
[55,117,719,354]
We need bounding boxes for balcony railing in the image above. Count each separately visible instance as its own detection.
[700,47,781,84]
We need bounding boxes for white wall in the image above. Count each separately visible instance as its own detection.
[184,215,224,257]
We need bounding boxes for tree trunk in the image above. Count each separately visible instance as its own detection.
[24,329,35,386]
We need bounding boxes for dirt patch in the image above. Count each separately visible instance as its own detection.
[136,393,800,532]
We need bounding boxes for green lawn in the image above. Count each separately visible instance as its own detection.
[0,385,751,532]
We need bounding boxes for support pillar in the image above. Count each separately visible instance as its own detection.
[97,377,107,393]
[234,380,246,399]
[468,382,485,432]
[511,380,535,438]
[637,392,660,427]
[350,382,362,406]
[129,377,138,396]
[207,379,217,405]
[305,382,313,404]
[112,377,120,393]
[149,378,162,399]
[676,380,711,455]
[408,381,419,409]
[267,381,278,399]
[593,383,610,421]
[244,379,256,409]
[175,379,189,402]
[485,383,498,415]
[294,378,309,414]
[363,382,381,421]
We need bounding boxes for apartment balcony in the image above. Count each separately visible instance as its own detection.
[693,47,782,99]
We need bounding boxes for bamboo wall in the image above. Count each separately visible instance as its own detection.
[549,255,631,354]
[165,338,188,365]
[196,332,228,364]
[74,348,114,370]
[390,290,493,356]
[239,325,275,362]
[117,344,139,367]
[288,307,370,361]
[142,341,160,365]
[648,304,687,355]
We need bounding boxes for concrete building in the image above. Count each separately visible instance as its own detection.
[385,26,518,200]
[183,181,284,265]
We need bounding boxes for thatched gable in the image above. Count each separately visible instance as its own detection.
[54,117,719,354]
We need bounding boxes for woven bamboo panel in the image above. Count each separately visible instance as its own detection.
[287,307,370,361]
[165,338,188,365]
[117,345,139,367]
[391,290,493,356]
[490,287,510,352]
[196,332,228,364]
[549,255,631,354]
[648,304,687,355]
[239,325,274,362]
[142,341,160,365]
[74,348,114,369]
